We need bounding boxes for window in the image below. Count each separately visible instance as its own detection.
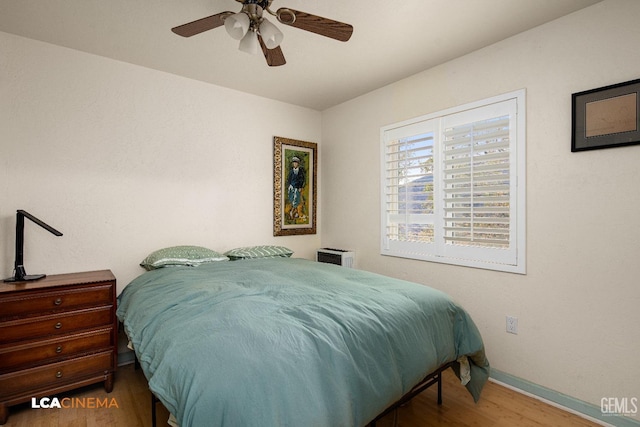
[381,90,525,273]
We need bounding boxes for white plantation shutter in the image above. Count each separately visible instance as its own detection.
[381,91,525,273]
[440,100,518,265]
[382,121,437,258]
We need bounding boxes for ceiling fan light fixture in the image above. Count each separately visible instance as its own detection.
[238,30,260,55]
[171,2,353,67]
[260,18,284,49]
[224,12,250,40]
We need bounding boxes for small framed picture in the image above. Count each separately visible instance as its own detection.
[273,136,317,236]
[572,78,640,152]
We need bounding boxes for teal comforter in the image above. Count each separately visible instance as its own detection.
[117,258,489,427]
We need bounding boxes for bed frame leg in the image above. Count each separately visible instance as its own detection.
[437,370,443,405]
[151,393,158,427]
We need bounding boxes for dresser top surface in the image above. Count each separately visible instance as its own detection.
[0,270,115,294]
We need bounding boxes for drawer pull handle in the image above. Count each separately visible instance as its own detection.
[56,371,63,379]
[56,345,63,354]
[54,322,62,329]
[54,298,63,306]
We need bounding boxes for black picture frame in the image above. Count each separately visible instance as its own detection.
[571,78,640,152]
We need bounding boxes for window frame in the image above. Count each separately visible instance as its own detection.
[380,90,526,274]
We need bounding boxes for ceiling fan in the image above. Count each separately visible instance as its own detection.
[171,0,353,67]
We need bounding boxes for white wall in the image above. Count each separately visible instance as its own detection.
[0,31,322,293]
[321,0,639,410]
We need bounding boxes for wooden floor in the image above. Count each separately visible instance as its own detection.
[3,364,601,426]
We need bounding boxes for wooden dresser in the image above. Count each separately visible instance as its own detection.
[0,270,117,424]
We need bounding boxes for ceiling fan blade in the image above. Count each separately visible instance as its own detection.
[171,12,233,37]
[277,9,353,42]
[258,34,286,67]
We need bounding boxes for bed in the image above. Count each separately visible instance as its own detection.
[117,252,489,427]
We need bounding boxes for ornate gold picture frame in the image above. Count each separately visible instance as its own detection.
[273,136,317,236]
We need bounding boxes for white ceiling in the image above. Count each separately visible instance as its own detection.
[0,0,601,111]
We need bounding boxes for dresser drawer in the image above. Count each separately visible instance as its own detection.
[0,351,113,399]
[0,306,113,344]
[0,283,113,320]
[0,328,113,373]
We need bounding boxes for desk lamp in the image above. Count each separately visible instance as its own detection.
[4,210,63,282]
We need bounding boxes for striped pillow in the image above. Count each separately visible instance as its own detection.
[225,245,293,260]
[140,245,229,270]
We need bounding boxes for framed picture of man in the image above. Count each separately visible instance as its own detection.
[273,136,317,236]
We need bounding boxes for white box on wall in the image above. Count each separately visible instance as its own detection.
[316,248,355,268]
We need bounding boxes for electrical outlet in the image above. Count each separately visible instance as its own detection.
[506,316,518,334]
